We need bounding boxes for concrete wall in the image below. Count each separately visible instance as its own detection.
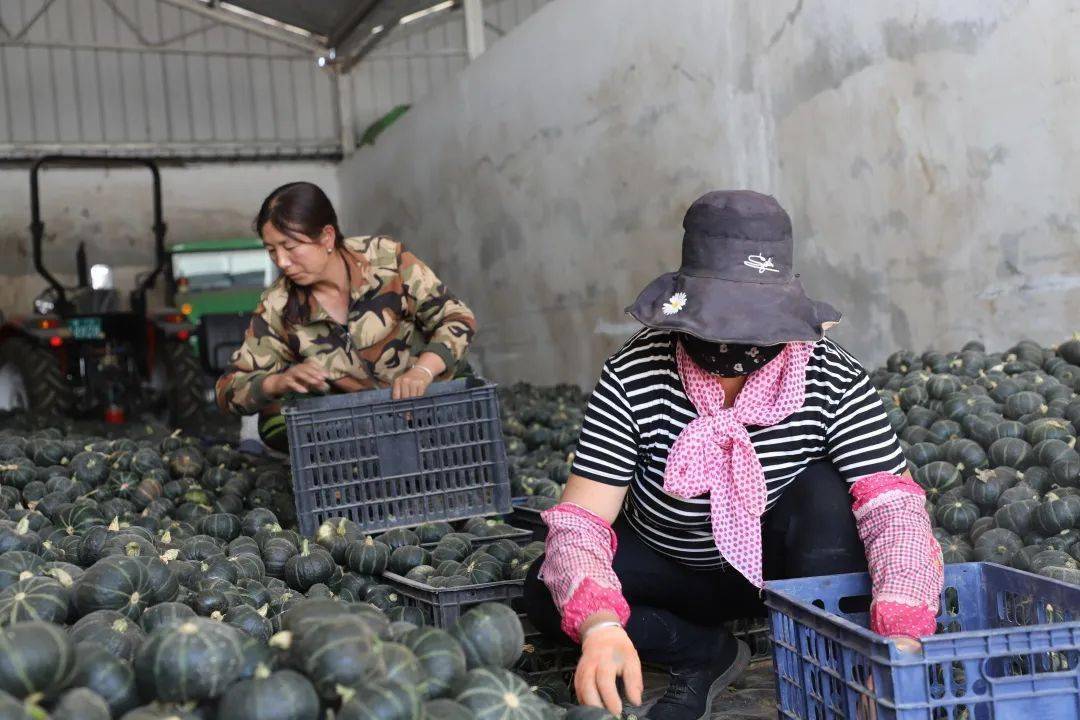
[336,0,1080,388]
[0,162,339,314]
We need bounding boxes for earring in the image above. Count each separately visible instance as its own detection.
[326,247,332,254]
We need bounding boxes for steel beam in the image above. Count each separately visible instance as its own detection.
[157,0,325,52]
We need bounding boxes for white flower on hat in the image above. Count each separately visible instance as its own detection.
[662,292,687,315]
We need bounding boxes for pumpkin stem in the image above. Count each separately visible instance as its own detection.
[108,516,120,532]
[257,604,269,617]
[254,664,272,680]
[336,684,357,703]
[269,631,293,650]
[15,517,28,534]
[161,530,172,544]
[301,539,310,556]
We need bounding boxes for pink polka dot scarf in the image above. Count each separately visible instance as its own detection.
[664,338,814,588]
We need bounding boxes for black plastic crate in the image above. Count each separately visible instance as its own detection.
[381,571,524,627]
[508,498,550,541]
[419,524,532,549]
[283,379,511,537]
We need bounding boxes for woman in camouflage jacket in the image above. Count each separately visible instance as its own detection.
[215,182,477,450]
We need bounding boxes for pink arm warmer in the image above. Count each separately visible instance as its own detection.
[538,503,631,643]
[851,472,944,639]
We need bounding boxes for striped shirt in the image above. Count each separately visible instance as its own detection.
[571,329,906,568]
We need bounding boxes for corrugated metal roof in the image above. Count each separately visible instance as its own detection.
[226,0,450,47]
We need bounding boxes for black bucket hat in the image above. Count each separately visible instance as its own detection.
[626,190,841,346]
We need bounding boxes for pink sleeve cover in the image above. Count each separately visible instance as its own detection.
[851,472,944,639]
[539,503,631,643]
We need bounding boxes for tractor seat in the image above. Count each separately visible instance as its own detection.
[70,289,121,314]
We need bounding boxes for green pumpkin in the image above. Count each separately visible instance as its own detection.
[74,556,154,620]
[389,546,431,576]
[450,603,524,669]
[455,668,546,720]
[431,537,471,565]
[988,437,1034,470]
[139,601,197,633]
[461,553,503,585]
[134,619,245,702]
[915,462,962,501]
[1051,449,1080,488]
[1037,565,1080,585]
[927,374,963,400]
[69,609,144,660]
[0,621,76,699]
[1031,549,1079,573]
[345,537,391,575]
[1034,499,1078,536]
[402,626,467,699]
[936,500,980,535]
[0,551,44,592]
[0,576,69,626]
[963,471,1008,510]
[973,528,1024,565]
[71,645,139,717]
[365,584,405,613]
[1004,391,1047,420]
[939,536,973,564]
[422,700,474,720]
[380,642,426,688]
[217,666,320,720]
[167,448,206,479]
[969,516,996,544]
[284,540,336,592]
[416,522,453,545]
[0,459,37,490]
[68,451,110,486]
[994,499,1041,536]
[338,679,421,720]
[1026,418,1076,445]
[198,513,241,542]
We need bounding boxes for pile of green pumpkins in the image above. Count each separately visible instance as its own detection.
[878,336,1080,582]
[0,424,630,719]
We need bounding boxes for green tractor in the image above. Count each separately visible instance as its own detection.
[0,155,205,426]
[164,236,277,378]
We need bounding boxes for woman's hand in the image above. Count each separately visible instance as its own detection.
[858,637,922,720]
[263,362,330,397]
[392,367,434,400]
[392,353,445,400]
[574,624,644,716]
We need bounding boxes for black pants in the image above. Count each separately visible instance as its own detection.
[521,460,868,667]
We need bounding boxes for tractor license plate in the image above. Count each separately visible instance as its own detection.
[68,317,104,340]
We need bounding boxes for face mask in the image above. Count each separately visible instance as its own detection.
[679,333,785,376]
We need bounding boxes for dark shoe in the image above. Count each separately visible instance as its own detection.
[645,639,750,720]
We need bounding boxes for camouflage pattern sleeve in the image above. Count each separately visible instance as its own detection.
[214,289,296,415]
[398,245,477,370]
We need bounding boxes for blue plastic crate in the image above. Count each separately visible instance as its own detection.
[764,562,1080,720]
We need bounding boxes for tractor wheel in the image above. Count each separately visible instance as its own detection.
[160,338,206,427]
[0,336,74,419]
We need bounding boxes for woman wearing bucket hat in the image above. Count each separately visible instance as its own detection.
[522,191,944,720]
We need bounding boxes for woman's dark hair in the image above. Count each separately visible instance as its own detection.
[254,182,344,324]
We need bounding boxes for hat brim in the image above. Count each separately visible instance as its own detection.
[625,272,842,345]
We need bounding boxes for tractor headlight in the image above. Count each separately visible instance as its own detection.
[33,289,56,316]
[90,264,115,290]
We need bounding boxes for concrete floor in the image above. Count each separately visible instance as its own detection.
[636,660,777,720]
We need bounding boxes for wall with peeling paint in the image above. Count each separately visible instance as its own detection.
[0,162,339,315]
[336,0,1080,387]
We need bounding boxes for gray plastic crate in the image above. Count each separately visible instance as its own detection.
[381,571,524,627]
[509,498,550,541]
[283,379,510,537]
